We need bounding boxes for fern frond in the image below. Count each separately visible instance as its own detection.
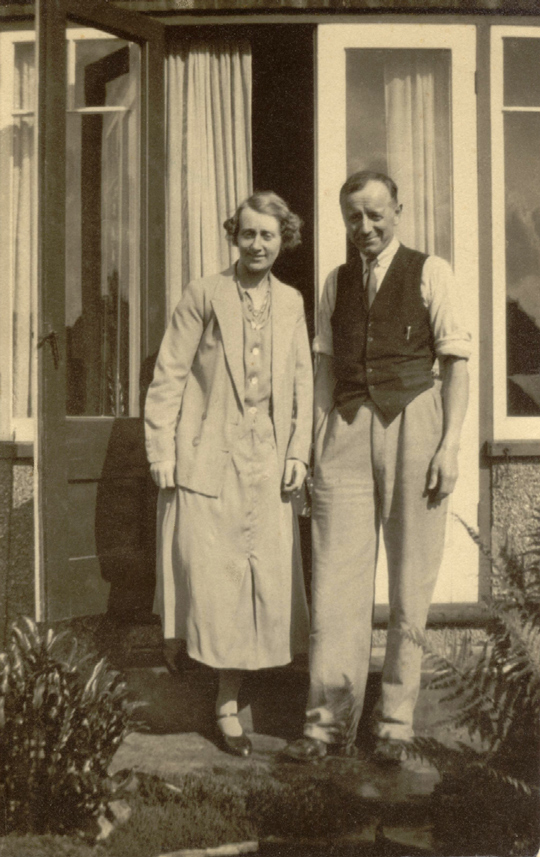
[402,736,483,774]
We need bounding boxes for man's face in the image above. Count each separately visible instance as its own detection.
[341,180,402,259]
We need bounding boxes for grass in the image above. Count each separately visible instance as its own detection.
[0,835,101,856]
[106,766,373,857]
[0,765,375,857]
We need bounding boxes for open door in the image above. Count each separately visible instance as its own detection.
[37,0,165,621]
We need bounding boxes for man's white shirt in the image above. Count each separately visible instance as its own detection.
[313,237,472,361]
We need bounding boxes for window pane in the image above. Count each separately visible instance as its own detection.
[12,41,36,423]
[66,37,140,417]
[504,38,540,108]
[72,38,132,110]
[346,49,452,263]
[504,112,540,417]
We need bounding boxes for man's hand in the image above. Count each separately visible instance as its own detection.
[427,443,459,502]
[282,459,307,494]
[150,460,176,489]
[427,356,469,502]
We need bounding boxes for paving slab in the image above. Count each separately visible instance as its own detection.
[112,658,441,855]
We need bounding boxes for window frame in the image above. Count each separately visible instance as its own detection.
[0,25,145,442]
[491,25,540,441]
[316,23,480,605]
[0,27,36,442]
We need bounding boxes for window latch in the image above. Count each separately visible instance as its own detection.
[38,329,60,370]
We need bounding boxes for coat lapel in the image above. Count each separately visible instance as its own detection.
[211,271,245,410]
[271,276,297,400]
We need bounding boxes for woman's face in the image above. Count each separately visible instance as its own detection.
[237,207,282,277]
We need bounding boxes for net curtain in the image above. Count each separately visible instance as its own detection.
[166,42,253,317]
[384,52,452,264]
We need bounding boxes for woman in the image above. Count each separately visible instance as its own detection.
[145,191,313,757]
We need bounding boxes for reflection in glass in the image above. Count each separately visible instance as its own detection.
[504,112,540,416]
[504,38,540,109]
[346,49,452,263]
[65,36,140,417]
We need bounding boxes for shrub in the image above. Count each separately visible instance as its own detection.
[0,616,137,835]
[403,516,540,856]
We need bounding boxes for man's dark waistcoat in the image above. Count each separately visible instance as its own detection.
[330,244,436,424]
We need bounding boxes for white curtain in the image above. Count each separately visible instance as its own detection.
[384,52,452,263]
[12,45,36,421]
[166,42,252,316]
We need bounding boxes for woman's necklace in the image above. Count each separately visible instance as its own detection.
[244,285,270,320]
[235,268,271,327]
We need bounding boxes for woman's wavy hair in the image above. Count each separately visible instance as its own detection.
[224,191,302,251]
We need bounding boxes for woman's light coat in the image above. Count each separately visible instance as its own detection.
[145,265,313,497]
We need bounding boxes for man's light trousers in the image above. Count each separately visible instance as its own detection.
[304,384,448,744]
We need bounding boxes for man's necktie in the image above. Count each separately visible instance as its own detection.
[364,258,377,309]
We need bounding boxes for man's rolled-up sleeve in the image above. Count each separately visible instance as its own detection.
[422,256,472,360]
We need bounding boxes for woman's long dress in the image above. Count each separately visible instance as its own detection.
[154,286,309,670]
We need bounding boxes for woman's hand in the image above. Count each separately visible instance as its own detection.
[150,460,176,489]
[282,459,307,494]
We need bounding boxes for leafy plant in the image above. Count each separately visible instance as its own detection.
[303,675,361,753]
[0,616,137,835]
[402,515,540,856]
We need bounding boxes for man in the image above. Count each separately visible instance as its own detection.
[285,170,471,763]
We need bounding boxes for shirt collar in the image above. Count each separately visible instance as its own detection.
[360,237,400,271]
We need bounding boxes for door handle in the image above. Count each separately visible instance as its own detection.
[38,329,60,369]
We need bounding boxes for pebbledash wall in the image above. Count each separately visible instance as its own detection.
[492,460,540,567]
[0,449,34,645]
[1,0,540,648]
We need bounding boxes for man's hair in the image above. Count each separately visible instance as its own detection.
[339,171,399,206]
[224,191,302,251]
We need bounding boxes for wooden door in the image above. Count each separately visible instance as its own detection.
[37,0,165,621]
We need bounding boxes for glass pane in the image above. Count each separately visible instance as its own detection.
[12,41,36,422]
[504,112,540,417]
[504,38,540,108]
[346,49,452,263]
[72,39,132,110]
[66,35,140,417]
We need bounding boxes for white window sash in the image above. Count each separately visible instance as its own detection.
[316,24,479,604]
[0,26,138,441]
[0,28,37,442]
[491,26,540,441]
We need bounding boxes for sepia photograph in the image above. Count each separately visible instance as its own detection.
[0,0,539,854]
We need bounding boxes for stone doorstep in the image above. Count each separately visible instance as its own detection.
[117,657,444,857]
[123,654,444,741]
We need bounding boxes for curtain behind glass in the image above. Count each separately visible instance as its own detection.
[166,42,252,316]
[384,52,452,263]
[12,44,35,420]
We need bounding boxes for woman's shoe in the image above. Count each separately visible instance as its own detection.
[215,714,252,758]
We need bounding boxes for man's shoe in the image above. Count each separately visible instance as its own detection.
[282,736,328,762]
[283,737,359,762]
[372,738,408,765]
